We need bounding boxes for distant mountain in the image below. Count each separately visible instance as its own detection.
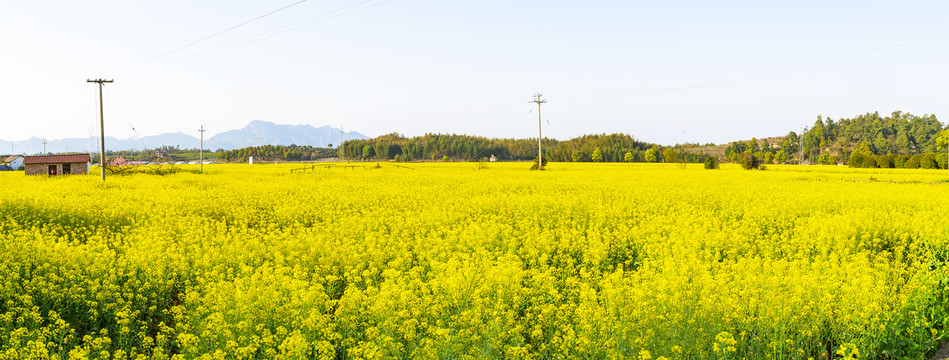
[205,120,367,150]
[0,121,367,154]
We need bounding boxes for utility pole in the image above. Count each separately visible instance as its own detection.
[339,124,344,161]
[87,78,113,181]
[530,93,546,170]
[42,140,47,154]
[199,125,205,173]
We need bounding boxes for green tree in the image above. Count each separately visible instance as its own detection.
[935,129,949,153]
[624,151,633,162]
[591,147,603,162]
[877,155,895,168]
[936,153,948,169]
[763,152,774,164]
[644,148,658,163]
[748,138,760,153]
[442,155,449,162]
[921,154,937,169]
[848,142,874,168]
[817,153,836,165]
[571,150,582,162]
[906,154,922,168]
[662,148,677,163]
[362,145,374,159]
[774,150,787,164]
[739,150,759,170]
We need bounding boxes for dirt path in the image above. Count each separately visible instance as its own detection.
[933,342,949,360]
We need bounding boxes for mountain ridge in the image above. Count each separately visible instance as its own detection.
[1,121,368,155]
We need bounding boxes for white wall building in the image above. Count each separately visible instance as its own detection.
[2,155,23,169]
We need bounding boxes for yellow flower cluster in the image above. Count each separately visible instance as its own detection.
[0,162,948,359]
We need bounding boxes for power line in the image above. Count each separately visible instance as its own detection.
[136,0,308,68]
[102,84,149,150]
[563,46,949,104]
[332,40,949,132]
[126,0,391,76]
[597,38,947,94]
[207,0,391,52]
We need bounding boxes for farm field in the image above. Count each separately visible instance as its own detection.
[2,162,949,359]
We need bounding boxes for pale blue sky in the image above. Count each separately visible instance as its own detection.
[1,0,947,146]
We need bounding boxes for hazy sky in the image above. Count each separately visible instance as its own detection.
[1,0,947,146]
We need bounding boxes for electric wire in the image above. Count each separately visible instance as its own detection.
[136,0,307,68]
[174,0,391,63]
[125,0,391,76]
[102,83,150,151]
[597,38,946,93]
[330,38,949,133]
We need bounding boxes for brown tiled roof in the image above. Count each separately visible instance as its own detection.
[23,154,91,164]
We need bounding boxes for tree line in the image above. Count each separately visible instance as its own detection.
[338,133,711,163]
[102,145,218,162]
[214,110,949,168]
[722,111,947,167]
[220,144,337,162]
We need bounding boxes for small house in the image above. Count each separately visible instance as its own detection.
[489,154,497,162]
[23,154,91,176]
[1,155,23,169]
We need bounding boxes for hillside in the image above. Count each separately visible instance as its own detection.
[684,111,946,164]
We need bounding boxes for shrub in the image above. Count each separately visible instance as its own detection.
[739,150,759,170]
[704,156,720,170]
[529,155,548,170]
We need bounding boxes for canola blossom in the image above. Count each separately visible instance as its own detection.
[1,162,949,359]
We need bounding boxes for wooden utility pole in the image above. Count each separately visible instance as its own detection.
[530,93,546,170]
[199,125,205,173]
[87,79,113,181]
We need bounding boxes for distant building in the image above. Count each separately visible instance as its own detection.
[23,154,91,176]
[489,154,497,162]
[1,155,24,169]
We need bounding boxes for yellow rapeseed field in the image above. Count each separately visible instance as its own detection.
[2,162,949,359]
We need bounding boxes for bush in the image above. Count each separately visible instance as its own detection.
[894,155,909,168]
[876,155,895,169]
[704,156,719,170]
[529,156,548,171]
[739,150,759,170]
[921,154,937,169]
[905,155,922,169]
